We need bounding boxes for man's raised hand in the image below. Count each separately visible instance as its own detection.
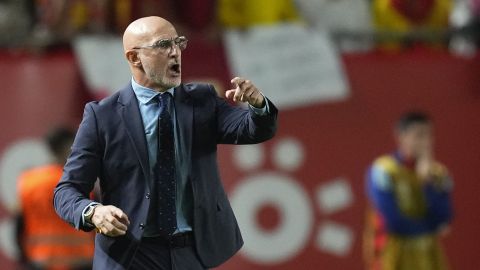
[225,77,266,108]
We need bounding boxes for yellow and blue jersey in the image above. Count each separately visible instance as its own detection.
[365,152,452,270]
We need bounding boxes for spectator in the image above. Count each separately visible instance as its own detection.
[372,0,452,49]
[217,0,301,29]
[16,127,94,270]
[364,112,453,270]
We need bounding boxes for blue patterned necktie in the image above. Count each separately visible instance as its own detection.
[153,92,177,236]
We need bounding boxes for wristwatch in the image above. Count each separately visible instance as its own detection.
[83,204,99,225]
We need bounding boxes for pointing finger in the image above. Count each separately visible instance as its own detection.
[242,80,251,88]
[230,77,245,86]
[233,88,244,102]
[241,85,255,102]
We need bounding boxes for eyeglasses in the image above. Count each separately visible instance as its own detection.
[132,36,188,52]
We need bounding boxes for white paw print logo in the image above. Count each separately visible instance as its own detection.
[229,137,355,265]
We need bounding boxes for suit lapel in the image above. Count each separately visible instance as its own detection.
[174,84,193,173]
[116,84,193,181]
[117,85,150,180]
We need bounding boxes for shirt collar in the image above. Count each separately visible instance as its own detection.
[131,78,175,105]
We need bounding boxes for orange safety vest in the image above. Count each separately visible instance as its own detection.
[18,164,94,270]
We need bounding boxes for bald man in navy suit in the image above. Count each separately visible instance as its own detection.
[54,16,277,270]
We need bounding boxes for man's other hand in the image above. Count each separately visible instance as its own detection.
[91,205,130,237]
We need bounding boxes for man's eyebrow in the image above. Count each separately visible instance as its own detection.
[154,36,179,41]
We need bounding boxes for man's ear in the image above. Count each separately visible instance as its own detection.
[126,50,142,67]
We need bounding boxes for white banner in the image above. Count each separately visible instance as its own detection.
[224,24,350,109]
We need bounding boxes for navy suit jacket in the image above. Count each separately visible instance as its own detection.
[53,83,278,269]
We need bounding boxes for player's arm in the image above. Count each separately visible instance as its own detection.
[366,164,435,235]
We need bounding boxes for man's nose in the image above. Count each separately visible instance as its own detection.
[169,45,179,57]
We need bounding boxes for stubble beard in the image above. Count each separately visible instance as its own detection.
[147,70,181,91]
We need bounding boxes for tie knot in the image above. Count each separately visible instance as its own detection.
[158,92,172,107]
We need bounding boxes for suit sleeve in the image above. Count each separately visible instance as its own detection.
[53,102,101,231]
[213,85,278,145]
[366,164,437,236]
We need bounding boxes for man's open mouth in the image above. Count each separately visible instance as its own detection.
[169,63,181,74]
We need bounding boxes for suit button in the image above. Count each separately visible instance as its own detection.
[145,193,150,199]
[139,223,145,230]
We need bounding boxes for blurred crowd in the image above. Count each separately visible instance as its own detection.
[0,0,479,54]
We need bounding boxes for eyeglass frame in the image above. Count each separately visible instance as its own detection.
[131,36,188,52]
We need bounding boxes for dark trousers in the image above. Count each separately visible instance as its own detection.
[129,235,206,270]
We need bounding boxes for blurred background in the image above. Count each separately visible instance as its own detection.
[0,0,479,269]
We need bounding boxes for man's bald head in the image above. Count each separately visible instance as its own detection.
[123,16,182,92]
[123,16,177,51]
